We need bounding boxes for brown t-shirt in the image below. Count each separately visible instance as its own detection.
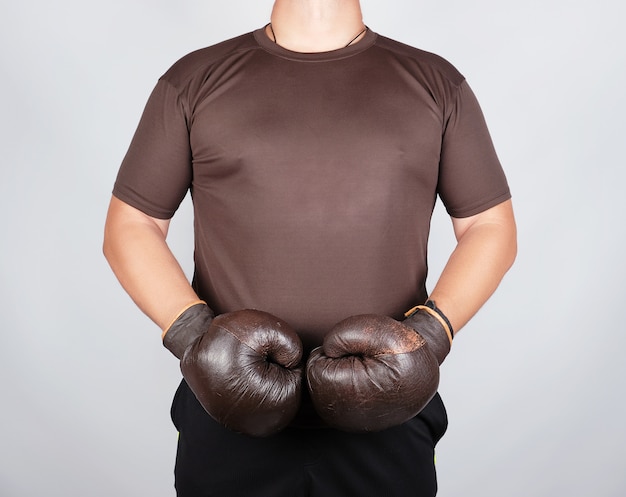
[113,28,510,349]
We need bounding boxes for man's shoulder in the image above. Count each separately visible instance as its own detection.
[159,31,259,87]
[373,34,465,86]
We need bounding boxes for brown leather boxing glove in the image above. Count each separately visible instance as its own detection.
[402,301,454,365]
[163,302,215,360]
[164,304,304,437]
[306,314,441,432]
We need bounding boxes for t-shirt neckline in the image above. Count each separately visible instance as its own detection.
[253,26,377,62]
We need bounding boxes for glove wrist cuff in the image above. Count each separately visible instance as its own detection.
[424,300,454,338]
[162,301,214,359]
[162,300,208,339]
[405,302,453,346]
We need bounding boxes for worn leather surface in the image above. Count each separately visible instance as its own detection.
[163,303,215,359]
[306,314,439,432]
[403,310,451,365]
[181,309,304,437]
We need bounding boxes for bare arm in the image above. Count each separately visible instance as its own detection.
[428,199,517,334]
[103,196,200,331]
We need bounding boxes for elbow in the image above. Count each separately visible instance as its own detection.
[102,223,115,265]
[102,207,122,266]
[102,217,125,267]
[102,231,111,263]
[507,235,518,271]
[504,217,518,272]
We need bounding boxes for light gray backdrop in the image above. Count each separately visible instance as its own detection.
[1,0,624,495]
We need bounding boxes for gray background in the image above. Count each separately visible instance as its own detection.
[1,0,624,495]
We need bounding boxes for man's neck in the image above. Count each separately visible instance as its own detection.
[268,0,365,52]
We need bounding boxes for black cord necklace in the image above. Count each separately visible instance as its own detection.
[267,23,368,49]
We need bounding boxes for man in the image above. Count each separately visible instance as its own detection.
[103,0,517,495]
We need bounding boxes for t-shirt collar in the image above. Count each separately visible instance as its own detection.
[253,26,377,62]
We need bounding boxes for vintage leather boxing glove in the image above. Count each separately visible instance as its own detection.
[306,311,450,432]
[402,301,453,365]
[163,303,304,437]
[163,301,215,360]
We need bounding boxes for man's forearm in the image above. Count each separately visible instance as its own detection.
[103,196,200,331]
[428,200,517,334]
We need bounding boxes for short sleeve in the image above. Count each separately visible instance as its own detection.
[112,79,192,219]
[437,80,511,218]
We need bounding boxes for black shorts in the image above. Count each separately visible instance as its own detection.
[170,380,448,497]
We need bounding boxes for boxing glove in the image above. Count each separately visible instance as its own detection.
[164,304,304,437]
[163,301,215,360]
[306,313,445,432]
[402,301,453,365]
